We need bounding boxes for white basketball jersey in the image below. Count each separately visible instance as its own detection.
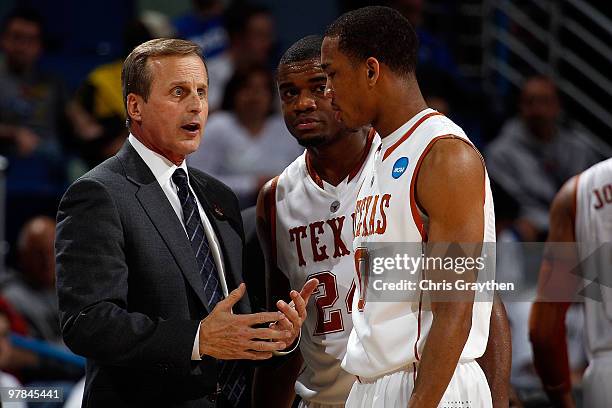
[575,158,612,357]
[344,108,496,379]
[274,130,379,404]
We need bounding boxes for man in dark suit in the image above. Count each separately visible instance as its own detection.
[55,38,316,408]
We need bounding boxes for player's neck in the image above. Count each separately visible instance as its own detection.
[308,127,370,186]
[373,82,427,138]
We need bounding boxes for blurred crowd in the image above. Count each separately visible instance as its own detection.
[0,0,610,407]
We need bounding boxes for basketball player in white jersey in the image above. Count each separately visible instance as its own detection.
[530,157,612,408]
[253,34,510,408]
[320,7,499,407]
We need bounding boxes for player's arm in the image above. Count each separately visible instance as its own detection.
[529,177,578,408]
[252,179,304,408]
[408,138,487,408]
[477,292,512,408]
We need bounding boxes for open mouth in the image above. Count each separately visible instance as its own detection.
[181,123,201,133]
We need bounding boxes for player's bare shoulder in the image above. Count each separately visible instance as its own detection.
[417,136,486,211]
[550,175,578,223]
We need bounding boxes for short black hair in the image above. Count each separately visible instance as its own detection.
[278,35,323,68]
[325,6,418,77]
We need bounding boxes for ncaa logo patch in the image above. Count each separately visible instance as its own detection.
[391,157,409,179]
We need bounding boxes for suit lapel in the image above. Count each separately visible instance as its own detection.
[117,143,212,312]
[135,185,213,312]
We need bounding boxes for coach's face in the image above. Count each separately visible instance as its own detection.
[277,58,345,147]
[321,36,371,129]
[128,54,208,165]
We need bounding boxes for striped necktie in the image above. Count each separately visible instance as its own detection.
[172,168,246,407]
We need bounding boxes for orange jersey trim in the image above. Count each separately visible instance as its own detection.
[410,134,488,242]
[571,174,580,240]
[347,127,377,183]
[414,289,423,361]
[382,112,443,162]
[305,152,324,189]
[306,127,377,189]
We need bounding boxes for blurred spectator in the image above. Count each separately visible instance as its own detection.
[0,216,82,383]
[0,8,73,265]
[486,76,610,240]
[0,296,37,380]
[0,309,27,408]
[67,18,156,168]
[0,7,71,181]
[204,2,276,110]
[174,0,228,59]
[224,3,276,70]
[0,216,57,341]
[189,67,302,208]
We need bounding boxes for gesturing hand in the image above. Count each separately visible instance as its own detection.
[271,278,319,350]
[199,283,293,360]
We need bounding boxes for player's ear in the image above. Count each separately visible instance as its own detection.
[365,57,380,86]
[126,93,143,123]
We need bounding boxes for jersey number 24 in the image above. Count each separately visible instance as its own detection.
[307,271,362,336]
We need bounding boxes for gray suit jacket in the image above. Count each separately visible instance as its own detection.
[56,141,249,407]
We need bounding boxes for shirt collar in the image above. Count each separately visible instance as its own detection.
[128,133,189,187]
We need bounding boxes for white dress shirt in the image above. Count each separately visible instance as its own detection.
[129,134,228,360]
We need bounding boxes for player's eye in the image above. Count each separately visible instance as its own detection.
[172,87,183,97]
[314,84,326,94]
[197,89,206,99]
[282,89,298,99]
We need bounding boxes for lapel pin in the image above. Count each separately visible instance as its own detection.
[213,204,224,218]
